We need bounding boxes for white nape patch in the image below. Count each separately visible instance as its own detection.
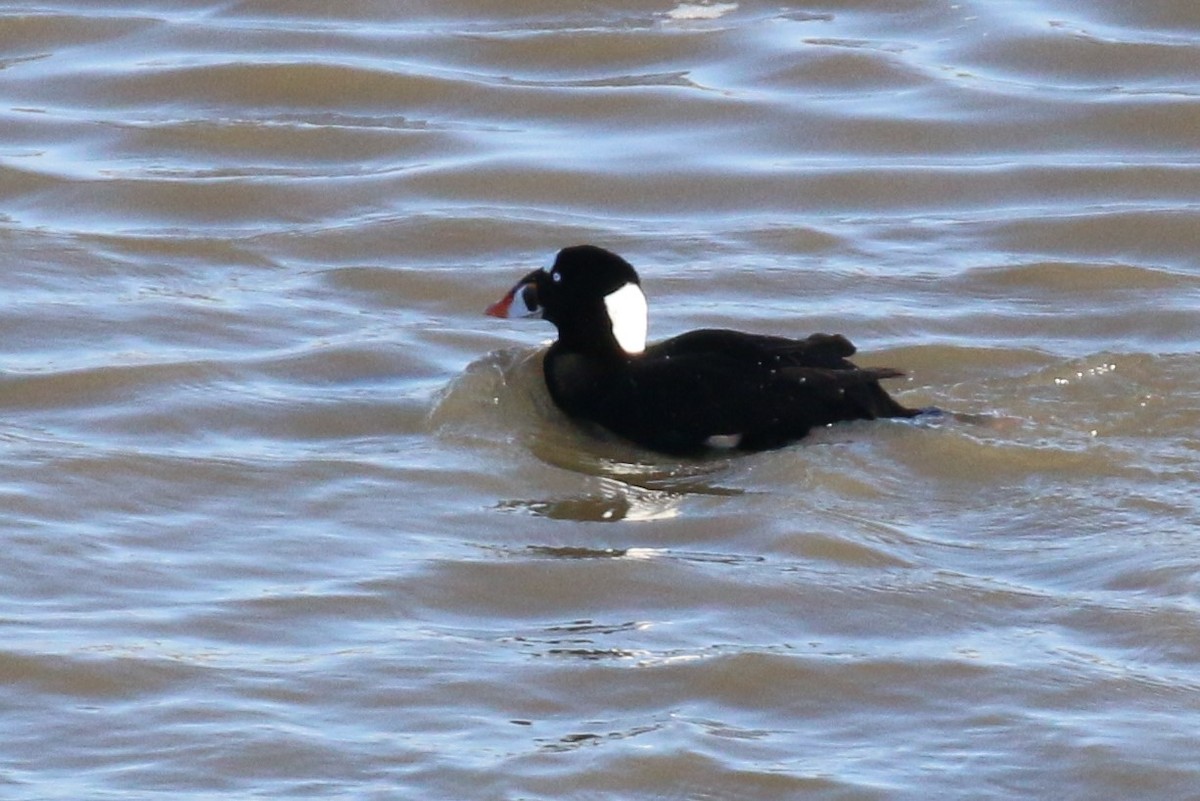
[603,282,648,354]
[704,433,743,449]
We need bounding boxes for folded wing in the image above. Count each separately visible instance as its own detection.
[592,329,913,451]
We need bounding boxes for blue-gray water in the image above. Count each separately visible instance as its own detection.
[2,2,1200,799]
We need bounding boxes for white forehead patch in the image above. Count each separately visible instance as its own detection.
[603,282,648,354]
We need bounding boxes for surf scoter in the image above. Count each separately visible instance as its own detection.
[486,245,918,453]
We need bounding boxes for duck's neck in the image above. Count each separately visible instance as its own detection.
[551,284,648,361]
[552,317,631,363]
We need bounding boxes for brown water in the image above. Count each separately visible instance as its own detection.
[3,1,1200,798]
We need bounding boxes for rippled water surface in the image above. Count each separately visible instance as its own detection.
[3,1,1200,798]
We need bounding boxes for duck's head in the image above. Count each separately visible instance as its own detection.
[486,245,648,355]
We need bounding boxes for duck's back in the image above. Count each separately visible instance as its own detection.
[548,329,916,453]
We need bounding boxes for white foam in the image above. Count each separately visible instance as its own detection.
[624,547,667,559]
[666,2,738,21]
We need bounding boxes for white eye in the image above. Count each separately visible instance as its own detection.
[550,271,562,283]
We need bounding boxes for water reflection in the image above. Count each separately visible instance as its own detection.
[497,476,686,521]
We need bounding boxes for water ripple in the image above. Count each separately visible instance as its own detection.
[3,1,1200,799]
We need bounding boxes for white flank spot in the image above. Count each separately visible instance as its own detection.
[666,2,738,21]
[704,433,743,449]
[604,282,648,354]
